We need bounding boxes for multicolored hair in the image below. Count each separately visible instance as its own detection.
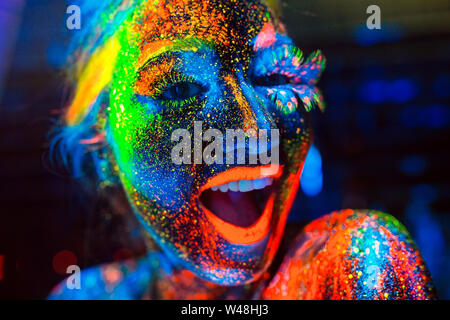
[51,0,283,179]
[51,0,139,179]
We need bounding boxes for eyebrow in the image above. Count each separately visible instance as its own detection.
[134,55,176,96]
[137,38,211,72]
[138,52,177,75]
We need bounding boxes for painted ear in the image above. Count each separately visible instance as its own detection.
[65,35,120,126]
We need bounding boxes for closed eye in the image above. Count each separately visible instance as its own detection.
[252,73,292,87]
[159,81,205,101]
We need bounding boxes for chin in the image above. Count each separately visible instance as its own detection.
[131,161,303,286]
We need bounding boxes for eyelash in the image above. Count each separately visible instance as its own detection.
[152,72,193,97]
[159,94,199,108]
[252,45,326,113]
[136,46,325,112]
[142,72,203,108]
[252,45,304,84]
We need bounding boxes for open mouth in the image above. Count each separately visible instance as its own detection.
[198,165,282,245]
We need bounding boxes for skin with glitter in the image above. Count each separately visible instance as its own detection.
[48,0,435,300]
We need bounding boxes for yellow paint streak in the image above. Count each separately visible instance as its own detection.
[66,35,121,125]
[224,75,257,132]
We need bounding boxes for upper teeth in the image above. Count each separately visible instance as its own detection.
[210,177,273,193]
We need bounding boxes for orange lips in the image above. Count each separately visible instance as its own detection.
[200,164,282,192]
[200,165,282,245]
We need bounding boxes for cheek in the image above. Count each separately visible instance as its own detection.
[282,115,313,167]
[255,87,313,146]
[109,103,170,174]
[269,106,313,167]
[109,115,196,209]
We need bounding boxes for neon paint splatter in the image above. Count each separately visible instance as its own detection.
[263,210,436,300]
[48,0,435,300]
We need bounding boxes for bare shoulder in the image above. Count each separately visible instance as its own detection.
[263,209,436,300]
[47,255,154,300]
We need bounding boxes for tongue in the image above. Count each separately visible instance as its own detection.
[200,190,262,227]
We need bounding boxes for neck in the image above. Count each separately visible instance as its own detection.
[149,252,265,300]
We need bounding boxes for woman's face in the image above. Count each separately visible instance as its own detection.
[106,0,325,285]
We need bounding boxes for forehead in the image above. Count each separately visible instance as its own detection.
[132,0,273,68]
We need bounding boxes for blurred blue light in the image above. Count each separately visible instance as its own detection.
[410,210,444,277]
[301,172,323,197]
[405,184,443,277]
[401,155,426,176]
[425,104,450,128]
[354,23,404,46]
[433,74,450,98]
[389,78,418,103]
[400,104,450,129]
[360,78,418,104]
[354,26,383,46]
[411,184,437,204]
[301,145,323,197]
[359,80,387,104]
[46,41,67,68]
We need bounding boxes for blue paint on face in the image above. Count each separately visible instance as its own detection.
[110,19,326,284]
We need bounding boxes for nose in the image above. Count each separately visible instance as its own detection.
[216,73,278,158]
[222,74,275,133]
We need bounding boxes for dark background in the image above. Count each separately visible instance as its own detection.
[0,0,449,299]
